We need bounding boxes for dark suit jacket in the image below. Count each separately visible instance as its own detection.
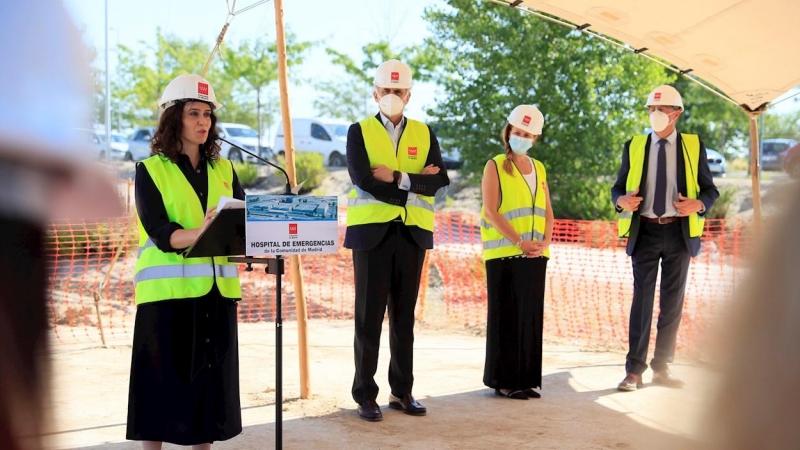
[611,132,719,257]
[344,113,450,250]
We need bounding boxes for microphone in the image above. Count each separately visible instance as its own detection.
[218,137,293,195]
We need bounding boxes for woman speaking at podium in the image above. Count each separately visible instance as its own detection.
[126,74,246,449]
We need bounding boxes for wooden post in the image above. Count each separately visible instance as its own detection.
[748,114,762,233]
[273,0,311,399]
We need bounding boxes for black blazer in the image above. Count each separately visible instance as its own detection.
[611,132,719,257]
[344,113,450,250]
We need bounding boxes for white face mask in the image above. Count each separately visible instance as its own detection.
[649,110,672,132]
[509,135,533,154]
[379,93,405,117]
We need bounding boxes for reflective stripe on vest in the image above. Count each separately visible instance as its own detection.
[134,155,242,304]
[346,117,435,231]
[347,186,435,212]
[617,134,704,238]
[480,154,550,261]
[134,263,240,283]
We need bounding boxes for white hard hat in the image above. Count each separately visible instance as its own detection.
[373,59,413,89]
[0,2,122,220]
[507,105,544,134]
[646,85,683,109]
[159,74,223,111]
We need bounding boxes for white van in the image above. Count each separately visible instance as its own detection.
[273,118,350,167]
[217,122,270,164]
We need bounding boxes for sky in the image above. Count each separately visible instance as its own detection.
[63,0,441,136]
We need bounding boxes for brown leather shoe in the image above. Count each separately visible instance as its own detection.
[617,373,643,391]
[357,399,382,422]
[652,369,685,388]
[388,393,427,416]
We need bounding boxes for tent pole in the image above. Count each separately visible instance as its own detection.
[748,114,762,232]
[273,0,311,401]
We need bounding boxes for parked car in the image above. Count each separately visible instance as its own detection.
[128,124,266,164]
[782,141,800,179]
[76,128,108,160]
[761,138,797,171]
[127,126,156,161]
[99,132,132,160]
[441,148,464,170]
[216,122,269,164]
[706,148,727,177]
[273,118,349,167]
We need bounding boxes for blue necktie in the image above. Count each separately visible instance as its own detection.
[653,139,668,217]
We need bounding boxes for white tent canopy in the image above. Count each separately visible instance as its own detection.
[490,0,800,112]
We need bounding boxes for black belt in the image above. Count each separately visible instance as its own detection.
[641,216,679,225]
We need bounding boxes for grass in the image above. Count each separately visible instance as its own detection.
[233,162,259,188]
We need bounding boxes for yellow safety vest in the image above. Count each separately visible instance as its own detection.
[134,155,242,304]
[617,134,704,238]
[481,154,550,261]
[346,117,435,231]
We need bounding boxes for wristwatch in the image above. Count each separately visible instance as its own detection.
[515,237,524,248]
[392,170,401,184]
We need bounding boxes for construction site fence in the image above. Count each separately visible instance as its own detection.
[45,211,758,353]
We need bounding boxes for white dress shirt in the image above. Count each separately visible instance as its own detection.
[641,130,679,218]
[379,112,412,191]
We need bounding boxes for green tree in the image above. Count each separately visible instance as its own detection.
[762,110,800,141]
[672,77,750,157]
[314,41,435,122]
[422,0,671,219]
[113,29,235,127]
[220,33,313,142]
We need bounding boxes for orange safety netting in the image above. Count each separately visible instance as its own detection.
[44,211,757,351]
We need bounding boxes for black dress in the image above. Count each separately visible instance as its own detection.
[126,155,245,445]
[483,256,548,391]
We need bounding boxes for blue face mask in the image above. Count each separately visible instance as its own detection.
[508,135,533,154]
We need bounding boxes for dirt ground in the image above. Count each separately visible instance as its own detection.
[44,320,719,450]
[63,162,734,449]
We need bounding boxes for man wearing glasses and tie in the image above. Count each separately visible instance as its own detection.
[611,85,719,392]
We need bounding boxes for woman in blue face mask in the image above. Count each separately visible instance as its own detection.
[479,104,554,400]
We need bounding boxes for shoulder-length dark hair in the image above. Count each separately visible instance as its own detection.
[150,101,221,163]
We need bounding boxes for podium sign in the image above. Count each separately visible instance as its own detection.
[245,194,339,256]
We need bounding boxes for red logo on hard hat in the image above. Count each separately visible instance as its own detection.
[289,223,298,235]
[408,146,418,160]
[198,83,209,95]
[391,72,400,83]
[223,181,230,189]
[654,92,662,100]
[522,115,532,126]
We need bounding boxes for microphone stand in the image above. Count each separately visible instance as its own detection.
[219,137,292,195]
[221,137,291,448]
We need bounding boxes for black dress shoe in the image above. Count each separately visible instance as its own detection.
[495,389,528,400]
[523,388,541,399]
[357,399,382,422]
[388,393,427,416]
[617,373,643,392]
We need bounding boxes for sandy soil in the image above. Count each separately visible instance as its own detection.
[58,161,749,449]
[44,320,719,450]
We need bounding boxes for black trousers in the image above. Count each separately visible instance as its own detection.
[351,223,426,403]
[626,221,691,375]
[483,256,547,391]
